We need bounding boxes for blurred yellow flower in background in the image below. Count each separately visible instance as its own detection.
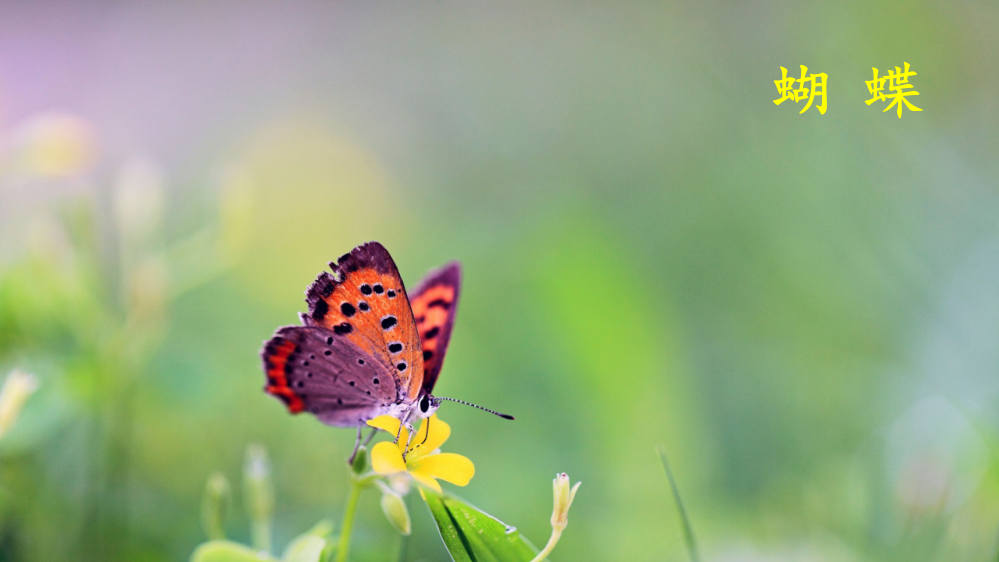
[0,369,38,440]
[4,111,97,178]
[367,414,474,493]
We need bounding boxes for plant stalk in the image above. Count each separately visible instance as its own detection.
[529,528,563,562]
[251,520,271,553]
[658,448,700,562]
[395,533,408,562]
[336,475,364,562]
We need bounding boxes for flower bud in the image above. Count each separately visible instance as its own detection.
[351,446,368,475]
[127,256,168,328]
[201,472,231,540]
[550,473,581,532]
[244,444,274,552]
[380,490,412,536]
[0,370,39,440]
[113,158,164,245]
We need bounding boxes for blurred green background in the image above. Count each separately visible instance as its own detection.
[1,2,999,561]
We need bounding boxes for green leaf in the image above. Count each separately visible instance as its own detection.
[190,540,278,562]
[281,535,327,562]
[320,542,337,562]
[422,490,539,562]
[658,448,700,562]
[299,519,335,539]
[423,491,473,562]
[277,520,334,562]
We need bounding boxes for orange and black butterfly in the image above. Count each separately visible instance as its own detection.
[261,242,510,455]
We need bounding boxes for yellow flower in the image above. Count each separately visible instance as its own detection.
[367,414,474,493]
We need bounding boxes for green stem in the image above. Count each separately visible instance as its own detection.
[395,533,408,562]
[529,528,562,562]
[251,520,271,553]
[658,448,700,562]
[336,476,364,562]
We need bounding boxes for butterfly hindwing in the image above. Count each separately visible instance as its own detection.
[409,262,461,394]
[262,325,399,426]
[302,241,425,404]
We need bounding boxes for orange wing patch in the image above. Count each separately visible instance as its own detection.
[262,337,305,413]
[303,242,424,403]
[409,262,461,394]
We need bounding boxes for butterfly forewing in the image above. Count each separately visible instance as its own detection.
[302,241,425,404]
[409,262,461,394]
[262,325,399,426]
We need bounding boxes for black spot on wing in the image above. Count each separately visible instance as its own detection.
[333,323,353,335]
[340,302,356,317]
[305,242,404,326]
[424,326,440,339]
[304,272,338,324]
[312,299,329,321]
[381,316,397,330]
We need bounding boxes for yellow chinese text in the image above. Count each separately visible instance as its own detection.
[774,65,827,115]
[865,62,922,118]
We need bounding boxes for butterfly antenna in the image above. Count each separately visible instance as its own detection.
[416,416,432,448]
[434,396,515,420]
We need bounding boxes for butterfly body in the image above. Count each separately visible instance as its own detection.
[261,242,460,429]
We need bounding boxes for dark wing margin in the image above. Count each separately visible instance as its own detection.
[262,329,306,413]
[408,261,461,394]
[303,241,403,325]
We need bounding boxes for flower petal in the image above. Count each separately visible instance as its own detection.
[368,415,402,435]
[407,415,450,461]
[367,415,409,453]
[410,453,475,487]
[371,441,407,475]
[409,471,442,493]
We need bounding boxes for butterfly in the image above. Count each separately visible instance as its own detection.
[261,241,510,459]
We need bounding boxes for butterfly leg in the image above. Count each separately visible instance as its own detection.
[347,424,363,466]
[394,407,419,460]
[393,419,405,444]
[362,426,377,448]
[393,408,415,444]
[401,422,417,461]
